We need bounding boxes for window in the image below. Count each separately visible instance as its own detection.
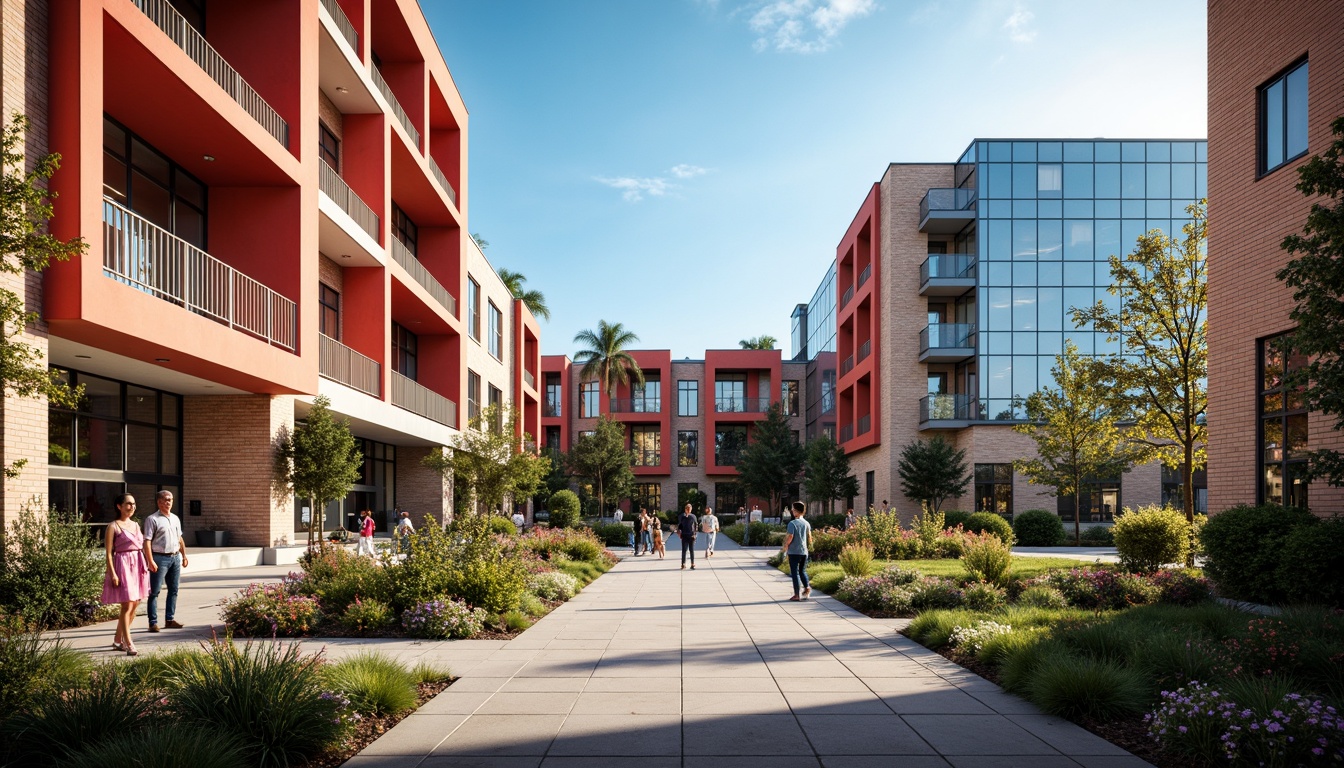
[1259,333,1309,507]
[633,483,662,513]
[580,381,600,418]
[467,370,480,425]
[714,425,747,466]
[488,302,503,359]
[678,430,698,467]
[318,284,340,339]
[392,204,418,256]
[1162,466,1208,515]
[782,380,800,416]
[865,470,875,512]
[714,482,745,515]
[391,323,417,380]
[1260,59,1309,175]
[975,464,1013,515]
[318,122,340,171]
[677,380,699,416]
[102,116,207,249]
[488,385,503,432]
[631,425,661,467]
[544,426,561,452]
[1058,480,1121,522]
[715,374,746,412]
[544,373,562,417]
[467,277,481,340]
[630,374,659,412]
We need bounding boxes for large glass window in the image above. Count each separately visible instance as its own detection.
[467,370,481,425]
[631,425,661,466]
[632,374,660,413]
[1260,59,1309,175]
[678,430,698,467]
[319,284,340,339]
[544,373,562,417]
[488,385,503,431]
[318,122,340,171]
[677,379,699,416]
[782,380,800,416]
[1162,466,1208,514]
[633,483,662,513]
[715,482,745,515]
[1058,480,1121,522]
[392,322,417,380]
[715,374,746,412]
[488,302,503,359]
[714,425,747,466]
[580,381,600,418]
[974,464,1013,515]
[103,116,207,248]
[392,204,418,256]
[1259,333,1309,507]
[467,277,481,340]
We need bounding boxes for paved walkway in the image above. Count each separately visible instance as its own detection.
[349,536,1149,768]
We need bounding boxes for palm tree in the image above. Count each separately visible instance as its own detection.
[573,321,644,398]
[498,268,551,321]
[739,335,777,350]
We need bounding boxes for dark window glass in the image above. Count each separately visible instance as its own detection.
[545,373,562,417]
[126,424,158,472]
[78,418,123,470]
[678,380,699,416]
[319,283,341,339]
[104,116,208,248]
[467,371,481,424]
[468,277,481,340]
[126,386,157,423]
[49,411,74,467]
[1260,60,1309,175]
[714,425,747,466]
[392,204,418,256]
[678,430,698,467]
[783,380,799,416]
[631,425,660,466]
[580,382,600,418]
[1259,333,1308,507]
[319,122,340,171]
[392,322,417,380]
[634,483,662,513]
[488,302,503,359]
[974,463,1013,515]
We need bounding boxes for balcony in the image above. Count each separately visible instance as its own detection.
[858,414,871,436]
[523,370,536,390]
[371,63,420,149]
[130,0,288,147]
[858,340,871,363]
[609,398,661,414]
[544,398,561,418]
[919,393,980,428]
[714,397,771,414]
[919,254,978,296]
[840,355,854,376]
[427,155,458,207]
[919,188,977,234]
[319,162,380,242]
[919,323,976,363]
[319,0,358,52]
[319,333,380,396]
[391,371,456,427]
[841,284,854,308]
[102,198,297,351]
[389,238,457,316]
[858,263,871,288]
[840,424,854,443]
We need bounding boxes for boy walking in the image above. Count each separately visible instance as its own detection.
[677,504,698,570]
[781,501,812,601]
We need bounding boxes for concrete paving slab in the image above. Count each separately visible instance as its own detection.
[798,714,939,755]
[782,688,893,715]
[682,714,813,755]
[904,715,1059,756]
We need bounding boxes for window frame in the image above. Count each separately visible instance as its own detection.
[391,322,418,380]
[1258,332,1309,507]
[488,301,503,360]
[391,203,418,256]
[677,379,699,417]
[467,370,481,426]
[467,277,481,341]
[677,430,698,467]
[974,463,1013,515]
[579,381,600,418]
[1258,58,1310,176]
[318,283,340,340]
[318,121,340,172]
[630,425,661,467]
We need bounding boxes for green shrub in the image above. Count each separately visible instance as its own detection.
[555,559,603,585]
[963,512,1014,545]
[1150,569,1215,606]
[500,610,532,631]
[1136,631,1219,689]
[62,726,250,768]
[1017,585,1068,609]
[809,527,853,561]
[1000,637,1070,694]
[547,491,580,528]
[977,627,1045,665]
[409,660,452,685]
[1202,505,1319,604]
[0,505,104,630]
[852,509,907,558]
[339,597,394,634]
[1112,504,1191,572]
[912,507,946,558]
[121,647,205,693]
[397,514,529,614]
[963,581,1008,611]
[171,640,352,768]
[487,514,519,536]
[1057,620,1150,663]
[910,577,965,611]
[401,598,486,639]
[386,515,457,611]
[297,545,393,611]
[323,652,418,717]
[1013,509,1066,547]
[527,571,579,601]
[220,582,322,637]
[961,531,1013,585]
[1026,655,1150,719]
[519,593,547,617]
[2,668,156,766]
[943,510,972,530]
[590,522,630,547]
[838,542,876,577]
[1079,525,1115,546]
[811,513,847,529]
[1276,516,1344,607]
[905,609,982,648]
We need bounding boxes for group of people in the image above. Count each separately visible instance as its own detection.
[101,491,188,656]
[629,504,721,568]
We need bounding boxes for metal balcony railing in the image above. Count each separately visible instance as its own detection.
[610,398,661,414]
[858,263,871,288]
[919,393,980,422]
[371,63,420,149]
[391,371,456,427]
[427,154,458,207]
[319,161,380,242]
[858,340,871,363]
[130,0,288,147]
[319,0,358,52]
[102,198,297,351]
[841,355,854,376]
[523,369,536,390]
[919,187,978,221]
[858,414,871,436]
[713,397,771,414]
[389,238,457,316]
[544,398,562,418]
[920,323,976,352]
[841,284,854,307]
[920,253,977,283]
[840,424,854,443]
[319,334,380,396]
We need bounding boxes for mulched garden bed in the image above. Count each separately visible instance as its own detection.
[307,679,454,768]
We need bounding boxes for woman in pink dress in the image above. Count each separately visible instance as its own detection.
[102,493,150,656]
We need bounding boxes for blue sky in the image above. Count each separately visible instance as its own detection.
[424,0,1207,360]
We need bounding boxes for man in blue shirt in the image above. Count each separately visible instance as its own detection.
[781,501,812,601]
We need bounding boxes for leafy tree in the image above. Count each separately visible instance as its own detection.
[275,395,362,549]
[573,320,643,398]
[425,404,550,516]
[1013,342,1141,545]
[471,232,488,251]
[0,113,87,478]
[1073,201,1208,551]
[1276,117,1344,487]
[533,448,570,509]
[565,416,634,514]
[803,433,859,515]
[735,402,806,518]
[739,335,777,350]
[896,435,970,513]
[498,268,551,321]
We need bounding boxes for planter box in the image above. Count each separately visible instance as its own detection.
[195,530,230,547]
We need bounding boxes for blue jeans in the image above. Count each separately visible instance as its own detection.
[147,552,181,625]
[641,531,652,551]
[788,554,811,596]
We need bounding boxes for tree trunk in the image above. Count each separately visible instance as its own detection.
[1073,472,1082,546]
[1183,441,1196,567]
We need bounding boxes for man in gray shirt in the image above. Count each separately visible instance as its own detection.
[142,490,189,631]
[781,501,812,601]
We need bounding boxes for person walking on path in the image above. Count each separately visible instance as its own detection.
[395,510,415,554]
[678,504,699,570]
[356,509,376,556]
[781,501,813,601]
[103,494,149,655]
[651,515,665,559]
[844,509,857,530]
[700,506,719,557]
[641,510,654,555]
[632,508,646,555]
[142,490,188,632]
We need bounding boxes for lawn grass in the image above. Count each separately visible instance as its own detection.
[776,555,1098,593]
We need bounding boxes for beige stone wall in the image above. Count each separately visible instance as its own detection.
[182,395,295,546]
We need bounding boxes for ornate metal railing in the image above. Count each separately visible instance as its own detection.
[319,334,380,396]
[389,238,457,316]
[391,372,456,427]
[319,161,380,242]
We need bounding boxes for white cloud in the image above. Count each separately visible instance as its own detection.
[1003,4,1035,43]
[595,176,672,202]
[748,0,875,54]
[670,164,709,179]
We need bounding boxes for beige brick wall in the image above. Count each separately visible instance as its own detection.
[182,395,295,546]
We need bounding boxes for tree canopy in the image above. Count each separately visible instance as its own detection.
[739,335,777,350]
[573,320,643,398]
[428,404,550,515]
[802,433,859,515]
[735,402,806,516]
[896,435,970,514]
[275,395,362,549]
[565,416,634,514]
[498,268,551,321]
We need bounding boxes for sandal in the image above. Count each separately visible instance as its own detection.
[112,641,125,652]
[125,647,139,657]
[789,595,802,601]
